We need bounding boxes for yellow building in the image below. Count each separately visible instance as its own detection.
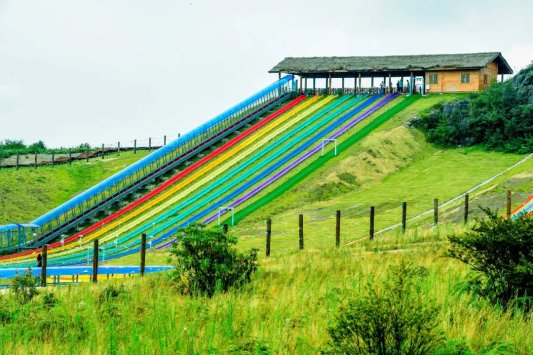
[270,52,513,94]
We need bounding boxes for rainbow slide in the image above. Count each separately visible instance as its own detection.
[511,194,533,219]
[0,87,420,270]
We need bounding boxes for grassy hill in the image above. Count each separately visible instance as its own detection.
[0,93,531,353]
[0,151,148,224]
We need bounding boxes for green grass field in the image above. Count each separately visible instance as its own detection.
[0,151,148,224]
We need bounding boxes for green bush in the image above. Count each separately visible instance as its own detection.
[413,64,533,153]
[169,224,258,297]
[11,269,39,304]
[448,209,532,309]
[327,261,444,354]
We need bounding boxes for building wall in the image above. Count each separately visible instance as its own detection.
[426,70,480,93]
[425,60,499,93]
[479,61,499,90]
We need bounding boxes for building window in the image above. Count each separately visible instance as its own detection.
[461,73,471,84]
[484,74,488,84]
[429,74,438,84]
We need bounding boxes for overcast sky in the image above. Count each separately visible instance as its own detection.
[0,0,531,147]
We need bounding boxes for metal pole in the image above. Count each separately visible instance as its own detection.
[16,153,19,170]
[69,148,72,165]
[134,139,137,154]
[117,142,120,156]
[164,135,167,146]
[102,143,105,159]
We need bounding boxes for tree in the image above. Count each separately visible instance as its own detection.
[169,224,258,297]
[448,209,532,309]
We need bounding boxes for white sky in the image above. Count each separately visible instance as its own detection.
[0,0,532,147]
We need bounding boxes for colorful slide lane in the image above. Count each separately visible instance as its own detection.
[0,95,311,264]
[511,194,533,219]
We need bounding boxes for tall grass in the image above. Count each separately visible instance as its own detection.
[1,238,530,354]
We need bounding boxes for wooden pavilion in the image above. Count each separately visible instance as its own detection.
[269,52,513,94]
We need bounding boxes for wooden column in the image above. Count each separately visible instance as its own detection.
[328,74,332,95]
[299,76,303,93]
[304,77,307,92]
[16,153,19,170]
[41,244,48,287]
[34,152,37,168]
[92,239,99,283]
[369,206,375,240]
[335,210,341,247]
[134,139,137,154]
[140,233,147,276]
[433,198,439,225]
[388,73,392,92]
[266,218,271,257]
[371,76,374,90]
[117,142,120,156]
[298,214,304,250]
[506,190,512,218]
[353,75,357,95]
[341,77,345,94]
[464,194,469,224]
[410,71,414,95]
[69,148,72,165]
[358,73,362,93]
[422,72,426,95]
[101,143,105,159]
[313,77,316,94]
[402,202,407,233]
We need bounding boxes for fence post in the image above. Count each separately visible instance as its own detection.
[266,218,271,257]
[464,194,469,224]
[402,202,407,233]
[102,143,105,159]
[41,244,48,287]
[433,198,439,225]
[369,206,375,240]
[298,214,304,250]
[92,239,99,283]
[69,148,72,165]
[335,210,341,248]
[506,190,512,218]
[223,224,228,234]
[140,233,147,277]
[16,153,19,170]
[134,139,137,154]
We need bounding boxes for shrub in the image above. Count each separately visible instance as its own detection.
[412,64,533,153]
[169,224,258,297]
[327,261,444,354]
[448,209,532,309]
[11,269,39,304]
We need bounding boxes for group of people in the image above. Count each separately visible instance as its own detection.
[379,79,418,94]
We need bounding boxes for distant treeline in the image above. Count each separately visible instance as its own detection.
[0,140,92,160]
[413,64,533,153]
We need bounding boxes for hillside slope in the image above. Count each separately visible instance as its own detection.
[0,151,148,224]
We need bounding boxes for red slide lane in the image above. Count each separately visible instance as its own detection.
[1,96,306,260]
